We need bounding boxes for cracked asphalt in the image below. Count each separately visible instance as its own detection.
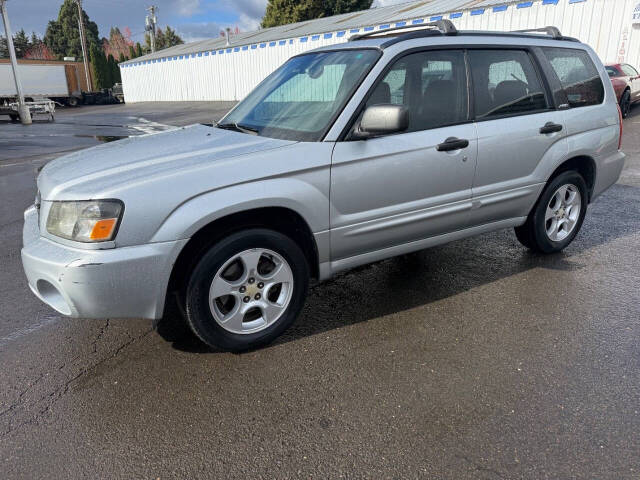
[1,102,639,479]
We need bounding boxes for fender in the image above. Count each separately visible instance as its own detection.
[150,175,331,244]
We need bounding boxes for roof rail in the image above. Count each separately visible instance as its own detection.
[512,26,562,39]
[349,19,457,42]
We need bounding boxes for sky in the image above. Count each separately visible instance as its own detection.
[2,0,407,44]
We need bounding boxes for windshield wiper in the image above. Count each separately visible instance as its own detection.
[216,122,259,135]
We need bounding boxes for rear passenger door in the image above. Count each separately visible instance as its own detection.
[468,48,566,227]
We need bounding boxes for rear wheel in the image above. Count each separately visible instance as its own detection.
[515,171,588,253]
[620,90,631,118]
[185,229,309,351]
[9,114,18,122]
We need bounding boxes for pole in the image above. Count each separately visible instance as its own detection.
[0,0,31,124]
[146,5,157,53]
[75,0,91,91]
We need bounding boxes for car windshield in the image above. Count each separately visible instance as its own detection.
[218,49,380,141]
[605,66,619,77]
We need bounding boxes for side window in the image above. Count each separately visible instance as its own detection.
[542,47,604,108]
[468,49,548,119]
[621,64,639,77]
[366,50,468,132]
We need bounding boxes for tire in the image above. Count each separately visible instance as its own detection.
[66,96,79,107]
[9,114,18,122]
[514,171,588,253]
[620,90,631,118]
[185,228,310,352]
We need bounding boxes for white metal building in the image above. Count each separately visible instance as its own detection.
[120,0,640,103]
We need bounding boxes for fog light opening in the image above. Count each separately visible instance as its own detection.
[36,280,72,316]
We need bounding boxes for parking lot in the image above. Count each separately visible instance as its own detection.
[1,102,640,478]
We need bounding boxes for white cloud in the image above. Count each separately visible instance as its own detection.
[174,0,203,17]
[176,22,223,42]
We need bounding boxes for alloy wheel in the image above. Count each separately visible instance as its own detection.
[208,248,294,334]
[544,183,582,242]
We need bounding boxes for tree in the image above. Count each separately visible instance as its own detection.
[44,0,100,60]
[24,43,56,61]
[13,29,30,58]
[261,0,372,28]
[144,25,183,51]
[89,42,108,89]
[135,42,143,57]
[30,32,41,47]
[0,35,8,58]
[104,26,133,60]
[163,26,183,48]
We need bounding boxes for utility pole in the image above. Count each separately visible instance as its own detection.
[0,0,31,124]
[146,5,157,53]
[75,0,91,91]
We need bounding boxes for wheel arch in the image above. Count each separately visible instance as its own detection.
[166,206,321,302]
[547,155,596,202]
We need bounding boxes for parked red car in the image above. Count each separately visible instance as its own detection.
[605,63,640,118]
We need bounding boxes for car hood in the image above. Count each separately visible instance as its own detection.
[38,124,296,200]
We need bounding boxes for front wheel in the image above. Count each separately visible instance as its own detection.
[185,229,309,352]
[515,171,588,253]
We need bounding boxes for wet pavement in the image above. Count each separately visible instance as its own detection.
[1,103,639,479]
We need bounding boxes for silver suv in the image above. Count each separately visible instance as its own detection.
[22,23,625,351]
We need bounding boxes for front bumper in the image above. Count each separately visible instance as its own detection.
[21,206,188,319]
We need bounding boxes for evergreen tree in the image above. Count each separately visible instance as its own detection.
[89,43,108,89]
[118,52,126,63]
[128,44,136,59]
[163,26,183,48]
[30,32,42,47]
[261,0,372,28]
[44,0,100,60]
[13,29,30,58]
[0,35,8,58]
[135,42,143,57]
[144,25,183,52]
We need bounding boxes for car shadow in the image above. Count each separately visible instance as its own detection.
[155,183,640,354]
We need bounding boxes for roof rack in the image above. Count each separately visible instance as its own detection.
[512,26,562,39]
[349,19,457,42]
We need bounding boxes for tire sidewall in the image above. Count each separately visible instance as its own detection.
[621,91,631,118]
[531,171,588,253]
[185,229,309,351]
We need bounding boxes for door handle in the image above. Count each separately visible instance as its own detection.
[436,137,469,152]
[540,122,563,134]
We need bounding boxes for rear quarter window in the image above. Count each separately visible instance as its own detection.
[542,47,604,108]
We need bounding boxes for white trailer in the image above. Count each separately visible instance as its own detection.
[0,63,69,98]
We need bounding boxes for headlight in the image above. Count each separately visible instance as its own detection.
[46,200,124,242]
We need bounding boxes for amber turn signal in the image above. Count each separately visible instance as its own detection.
[90,218,118,240]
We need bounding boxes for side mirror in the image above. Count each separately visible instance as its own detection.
[351,104,409,140]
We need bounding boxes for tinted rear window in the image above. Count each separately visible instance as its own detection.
[542,47,604,108]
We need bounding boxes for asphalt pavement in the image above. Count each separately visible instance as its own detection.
[1,102,639,479]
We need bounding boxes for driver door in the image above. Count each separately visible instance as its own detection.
[330,49,477,264]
